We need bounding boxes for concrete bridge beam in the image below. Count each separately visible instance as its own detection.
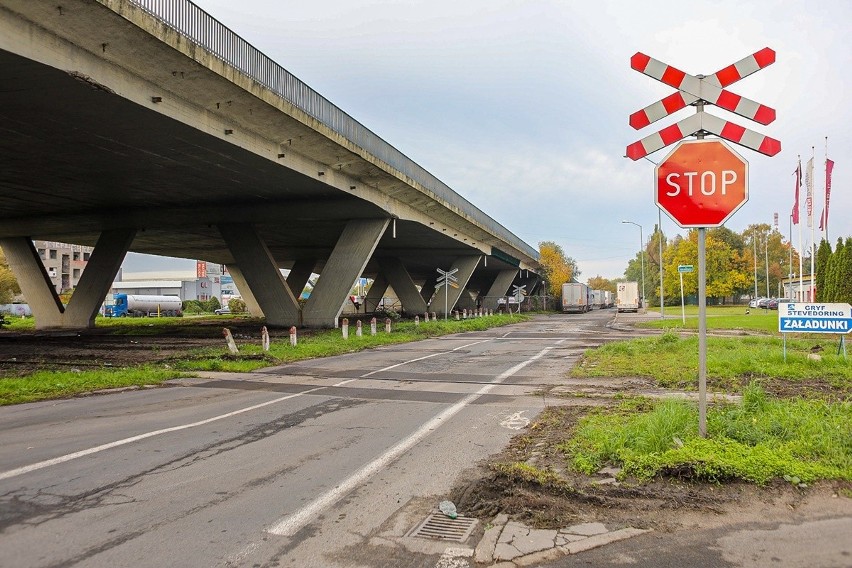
[482,269,519,310]
[363,274,389,313]
[218,224,300,327]
[377,258,428,316]
[1,229,135,329]
[225,265,263,317]
[302,219,389,327]
[286,260,315,300]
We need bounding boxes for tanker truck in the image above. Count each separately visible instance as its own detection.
[105,294,183,317]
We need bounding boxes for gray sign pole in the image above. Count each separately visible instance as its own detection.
[680,271,686,324]
[697,228,707,438]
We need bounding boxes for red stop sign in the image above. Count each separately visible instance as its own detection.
[655,139,749,227]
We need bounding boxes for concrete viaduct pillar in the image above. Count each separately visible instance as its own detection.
[482,269,519,310]
[1,229,135,330]
[433,256,480,316]
[286,260,315,300]
[302,219,389,327]
[377,258,428,316]
[218,224,301,327]
[363,274,389,313]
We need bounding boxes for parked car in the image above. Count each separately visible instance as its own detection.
[768,298,778,310]
[757,298,771,309]
[214,307,231,315]
[773,298,792,310]
[748,297,765,308]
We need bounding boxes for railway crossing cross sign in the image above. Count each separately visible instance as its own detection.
[626,48,781,160]
[435,268,459,320]
[655,139,748,228]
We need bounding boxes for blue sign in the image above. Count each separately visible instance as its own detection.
[778,302,852,334]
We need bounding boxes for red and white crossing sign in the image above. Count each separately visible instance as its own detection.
[655,139,748,228]
[626,48,781,160]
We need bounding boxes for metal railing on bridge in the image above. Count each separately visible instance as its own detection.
[127,0,536,261]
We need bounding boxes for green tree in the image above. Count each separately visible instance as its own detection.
[822,238,842,302]
[661,230,749,303]
[815,239,832,301]
[0,247,21,304]
[538,241,578,298]
[837,237,852,303]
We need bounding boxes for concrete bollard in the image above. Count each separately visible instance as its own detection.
[289,326,297,347]
[370,317,377,336]
[223,328,239,354]
[385,317,392,333]
[415,315,420,326]
[462,309,467,319]
[342,318,349,339]
[261,326,270,351]
[431,311,437,321]
[454,310,460,320]
[356,319,363,337]
[424,311,429,322]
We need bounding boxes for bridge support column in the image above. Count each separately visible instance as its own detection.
[364,274,389,312]
[286,260,315,300]
[482,269,519,310]
[420,275,438,306]
[219,224,300,327]
[1,229,135,329]
[302,219,389,327]
[225,265,263,317]
[436,256,480,316]
[378,258,429,316]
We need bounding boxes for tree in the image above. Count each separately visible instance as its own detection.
[661,230,749,304]
[815,239,832,301]
[837,237,852,303]
[0,247,21,305]
[538,241,578,298]
[822,238,842,302]
[586,275,616,294]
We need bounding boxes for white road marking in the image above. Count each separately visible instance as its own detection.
[359,340,490,378]
[0,342,486,482]
[266,346,553,536]
[499,410,530,430]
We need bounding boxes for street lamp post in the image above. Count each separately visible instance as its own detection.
[622,220,645,310]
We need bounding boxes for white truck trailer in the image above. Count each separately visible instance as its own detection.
[616,282,640,313]
[561,283,589,313]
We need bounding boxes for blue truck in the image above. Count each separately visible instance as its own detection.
[105,294,183,317]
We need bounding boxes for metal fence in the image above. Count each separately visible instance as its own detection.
[126,0,537,261]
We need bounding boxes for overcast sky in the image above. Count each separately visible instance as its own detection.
[126,0,851,281]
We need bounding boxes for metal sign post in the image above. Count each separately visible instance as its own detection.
[435,268,459,321]
[512,285,526,314]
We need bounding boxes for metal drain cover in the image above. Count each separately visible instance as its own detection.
[408,513,478,542]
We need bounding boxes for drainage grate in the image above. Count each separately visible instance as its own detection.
[408,513,478,542]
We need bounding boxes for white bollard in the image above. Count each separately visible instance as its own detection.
[424,311,429,322]
[385,318,392,333]
[415,315,420,326]
[223,328,239,354]
[289,326,297,347]
[454,310,460,320]
[431,311,437,321]
[356,319,363,337]
[462,309,467,319]
[342,318,349,339]
[370,317,377,336]
[261,326,270,351]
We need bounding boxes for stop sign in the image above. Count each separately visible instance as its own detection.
[655,139,749,227]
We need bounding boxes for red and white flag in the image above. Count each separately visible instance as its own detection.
[805,157,814,228]
[791,159,801,225]
[820,158,835,231]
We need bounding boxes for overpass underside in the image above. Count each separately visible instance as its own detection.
[0,0,539,329]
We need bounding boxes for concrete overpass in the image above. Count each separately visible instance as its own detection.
[0,0,540,329]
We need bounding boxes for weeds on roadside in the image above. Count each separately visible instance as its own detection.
[559,385,852,484]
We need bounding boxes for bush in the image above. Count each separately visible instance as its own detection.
[228,297,247,313]
[182,300,204,314]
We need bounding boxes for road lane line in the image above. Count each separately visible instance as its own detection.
[266,345,554,537]
[0,341,489,483]
[360,340,490,378]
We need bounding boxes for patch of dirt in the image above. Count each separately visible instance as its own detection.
[450,404,852,533]
[0,319,289,377]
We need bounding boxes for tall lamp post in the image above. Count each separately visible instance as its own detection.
[622,220,645,309]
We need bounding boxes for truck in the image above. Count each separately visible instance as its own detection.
[561,282,589,313]
[105,294,183,317]
[603,290,613,308]
[616,282,640,313]
[589,289,605,310]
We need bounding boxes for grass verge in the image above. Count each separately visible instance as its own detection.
[559,384,852,484]
[571,331,852,392]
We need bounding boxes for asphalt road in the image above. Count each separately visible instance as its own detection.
[0,311,622,567]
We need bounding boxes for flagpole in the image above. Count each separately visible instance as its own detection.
[810,146,815,302]
[798,155,803,302]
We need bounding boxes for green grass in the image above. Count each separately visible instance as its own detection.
[0,367,185,405]
[559,385,852,484]
[174,314,528,372]
[640,305,785,333]
[572,331,852,391]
